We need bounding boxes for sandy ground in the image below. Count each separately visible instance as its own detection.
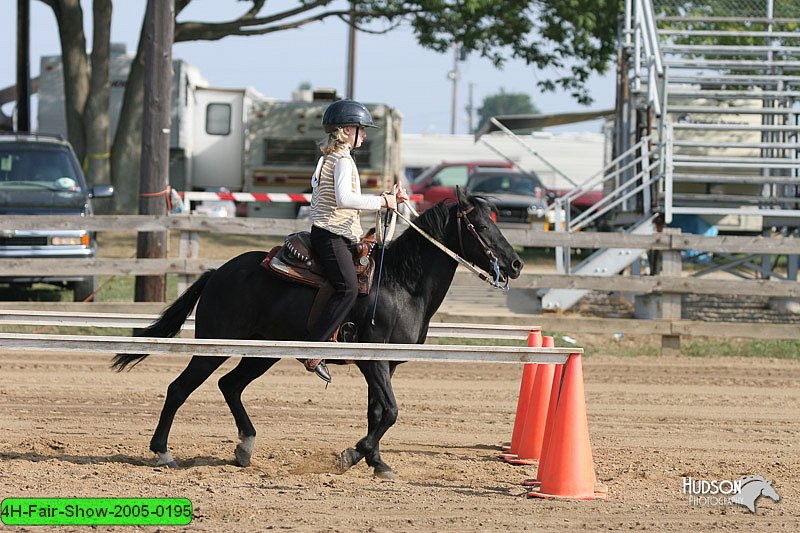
[1,348,798,531]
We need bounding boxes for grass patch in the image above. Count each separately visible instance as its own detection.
[0,324,133,336]
[434,333,598,357]
[432,333,797,359]
[682,338,800,360]
[515,246,589,266]
[0,275,179,303]
[92,275,178,302]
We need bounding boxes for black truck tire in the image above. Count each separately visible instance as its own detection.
[71,277,96,302]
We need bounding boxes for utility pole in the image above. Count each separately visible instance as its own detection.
[16,0,30,132]
[135,0,174,302]
[466,82,475,134]
[448,43,460,134]
[345,2,357,99]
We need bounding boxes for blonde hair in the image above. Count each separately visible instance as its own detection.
[319,127,352,155]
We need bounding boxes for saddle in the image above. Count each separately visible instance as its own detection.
[260,229,377,331]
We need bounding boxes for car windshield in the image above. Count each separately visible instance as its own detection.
[412,164,440,184]
[469,173,542,195]
[0,144,83,192]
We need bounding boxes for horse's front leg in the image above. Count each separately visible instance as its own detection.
[339,361,398,479]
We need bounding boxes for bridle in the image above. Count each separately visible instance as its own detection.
[393,201,509,291]
[455,202,505,289]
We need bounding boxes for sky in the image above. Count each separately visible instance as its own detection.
[1,0,616,135]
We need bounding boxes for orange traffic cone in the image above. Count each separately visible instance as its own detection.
[528,353,605,500]
[506,336,555,466]
[498,330,542,459]
[522,362,563,486]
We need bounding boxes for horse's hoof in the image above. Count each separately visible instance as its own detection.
[338,448,356,472]
[155,451,178,469]
[374,469,397,481]
[235,435,255,467]
[235,444,252,467]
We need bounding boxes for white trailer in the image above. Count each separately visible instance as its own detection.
[35,46,400,218]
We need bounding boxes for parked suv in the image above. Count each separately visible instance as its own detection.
[466,167,551,228]
[0,133,113,301]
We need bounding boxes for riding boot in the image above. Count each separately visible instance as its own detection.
[302,358,332,383]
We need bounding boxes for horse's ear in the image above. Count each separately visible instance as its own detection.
[456,185,468,208]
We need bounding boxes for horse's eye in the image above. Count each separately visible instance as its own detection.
[477,224,488,231]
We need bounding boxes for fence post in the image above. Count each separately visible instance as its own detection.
[177,230,199,295]
[660,228,682,355]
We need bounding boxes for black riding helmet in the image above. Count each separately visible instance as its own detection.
[322,99,378,133]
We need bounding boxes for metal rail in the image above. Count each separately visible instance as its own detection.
[0,311,541,342]
[0,333,575,365]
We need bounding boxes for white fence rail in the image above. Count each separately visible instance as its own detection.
[0,310,540,341]
[0,332,574,365]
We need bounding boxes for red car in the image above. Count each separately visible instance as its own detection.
[410,161,512,212]
[410,160,603,221]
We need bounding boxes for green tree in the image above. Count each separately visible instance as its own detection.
[40,0,622,213]
[477,90,540,132]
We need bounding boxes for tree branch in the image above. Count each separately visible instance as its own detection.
[175,0,334,42]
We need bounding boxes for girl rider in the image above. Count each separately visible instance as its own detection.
[302,99,407,383]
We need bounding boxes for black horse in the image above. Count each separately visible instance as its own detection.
[113,190,523,479]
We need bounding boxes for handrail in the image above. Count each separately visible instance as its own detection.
[549,135,661,233]
[572,159,662,231]
[551,136,651,208]
[551,0,667,238]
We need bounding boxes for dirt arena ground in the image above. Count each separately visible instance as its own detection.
[1,342,798,532]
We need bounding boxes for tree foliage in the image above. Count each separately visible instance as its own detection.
[476,89,540,132]
[41,0,622,213]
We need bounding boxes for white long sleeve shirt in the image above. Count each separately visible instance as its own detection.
[312,156,382,211]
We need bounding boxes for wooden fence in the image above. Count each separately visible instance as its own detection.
[2,214,799,348]
[3,301,798,343]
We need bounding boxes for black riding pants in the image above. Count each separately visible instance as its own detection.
[306,225,359,342]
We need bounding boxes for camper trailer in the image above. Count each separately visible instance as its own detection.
[245,97,402,218]
[35,46,402,217]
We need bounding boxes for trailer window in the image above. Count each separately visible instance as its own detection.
[206,103,231,135]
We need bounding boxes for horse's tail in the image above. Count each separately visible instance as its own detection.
[111,270,215,372]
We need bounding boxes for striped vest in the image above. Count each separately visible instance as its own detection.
[310,151,363,242]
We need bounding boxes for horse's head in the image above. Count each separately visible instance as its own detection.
[448,188,524,283]
[759,480,780,502]
[731,476,781,513]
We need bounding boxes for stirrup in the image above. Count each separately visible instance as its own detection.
[314,361,332,383]
[339,321,357,343]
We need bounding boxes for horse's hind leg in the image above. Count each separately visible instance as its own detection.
[217,357,278,467]
[150,355,228,467]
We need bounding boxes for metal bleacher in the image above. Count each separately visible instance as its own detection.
[541,0,800,311]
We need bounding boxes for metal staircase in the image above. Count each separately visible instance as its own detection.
[540,0,800,311]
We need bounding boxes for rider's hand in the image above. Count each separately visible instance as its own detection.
[382,193,397,210]
[393,183,409,204]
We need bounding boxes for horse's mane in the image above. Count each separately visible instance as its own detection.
[381,195,494,284]
[382,201,451,283]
